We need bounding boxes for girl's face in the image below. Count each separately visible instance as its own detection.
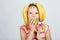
[28,6,39,22]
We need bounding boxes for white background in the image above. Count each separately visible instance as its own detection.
[0,0,60,40]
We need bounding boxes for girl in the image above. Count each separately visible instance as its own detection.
[20,3,51,40]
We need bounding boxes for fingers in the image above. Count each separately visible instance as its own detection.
[30,19,34,25]
[33,18,38,26]
[30,18,38,30]
[30,18,35,26]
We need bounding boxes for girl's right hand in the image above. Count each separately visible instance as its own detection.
[30,18,38,31]
[26,18,38,40]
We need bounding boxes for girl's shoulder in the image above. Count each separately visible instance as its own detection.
[20,25,29,34]
[20,25,26,31]
[20,25,26,29]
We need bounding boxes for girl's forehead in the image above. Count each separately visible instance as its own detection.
[28,6,37,9]
[28,6,38,12]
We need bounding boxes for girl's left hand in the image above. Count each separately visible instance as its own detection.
[36,25,42,40]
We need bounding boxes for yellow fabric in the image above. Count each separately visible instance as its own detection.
[22,3,46,25]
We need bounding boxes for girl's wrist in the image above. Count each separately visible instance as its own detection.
[38,38,42,40]
[37,31,42,40]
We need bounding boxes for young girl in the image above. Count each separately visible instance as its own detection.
[20,3,51,40]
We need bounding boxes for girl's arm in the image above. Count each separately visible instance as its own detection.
[36,25,42,40]
[26,29,34,40]
[20,26,35,40]
[20,19,37,40]
[37,24,52,40]
[45,26,52,40]
[20,28,26,40]
[26,18,37,40]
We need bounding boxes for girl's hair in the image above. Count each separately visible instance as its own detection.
[29,3,38,8]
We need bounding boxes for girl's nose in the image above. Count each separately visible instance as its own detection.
[32,13,36,17]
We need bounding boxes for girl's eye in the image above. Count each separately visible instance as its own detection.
[35,12,38,14]
[29,12,32,14]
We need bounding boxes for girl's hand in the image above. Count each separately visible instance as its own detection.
[37,25,42,40]
[26,18,38,40]
[29,18,38,31]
